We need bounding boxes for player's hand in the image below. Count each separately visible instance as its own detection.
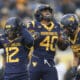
[57,30,70,50]
[31,32,40,40]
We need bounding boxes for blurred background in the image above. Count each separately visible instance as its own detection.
[0,0,80,29]
[0,0,80,80]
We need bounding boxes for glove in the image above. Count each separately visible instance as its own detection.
[31,32,40,40]
[57,30,70,50]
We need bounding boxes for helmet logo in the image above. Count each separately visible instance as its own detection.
[68,16,75,22]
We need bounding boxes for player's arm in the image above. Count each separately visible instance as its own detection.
[57,29,70,50]
[26,22,35,60]
[55,29,73,66]
[21,25,34,48]
[55,42,74,80]
[55,27,74,80]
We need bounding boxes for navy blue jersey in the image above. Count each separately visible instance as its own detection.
[69,29,80,54]
[27,20,61,59]
[0,26,34,74]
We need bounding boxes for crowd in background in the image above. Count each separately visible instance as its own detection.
[0,0,80,29]
[0,0,80,80]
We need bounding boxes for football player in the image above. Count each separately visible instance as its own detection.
[27,5,69,80]
[61,14,80,80]
[0,17,34,80]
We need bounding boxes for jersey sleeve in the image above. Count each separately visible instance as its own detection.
[21,25,34,48]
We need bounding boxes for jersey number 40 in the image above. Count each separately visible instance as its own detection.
[40,36,58,51]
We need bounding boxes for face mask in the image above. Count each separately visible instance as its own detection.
[43,14,53,22]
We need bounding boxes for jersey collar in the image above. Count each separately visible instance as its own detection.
[41,22,54,31]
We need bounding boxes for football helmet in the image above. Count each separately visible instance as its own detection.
[34,4,53,22]
[5,17,23,40]
[61,14,79,37]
